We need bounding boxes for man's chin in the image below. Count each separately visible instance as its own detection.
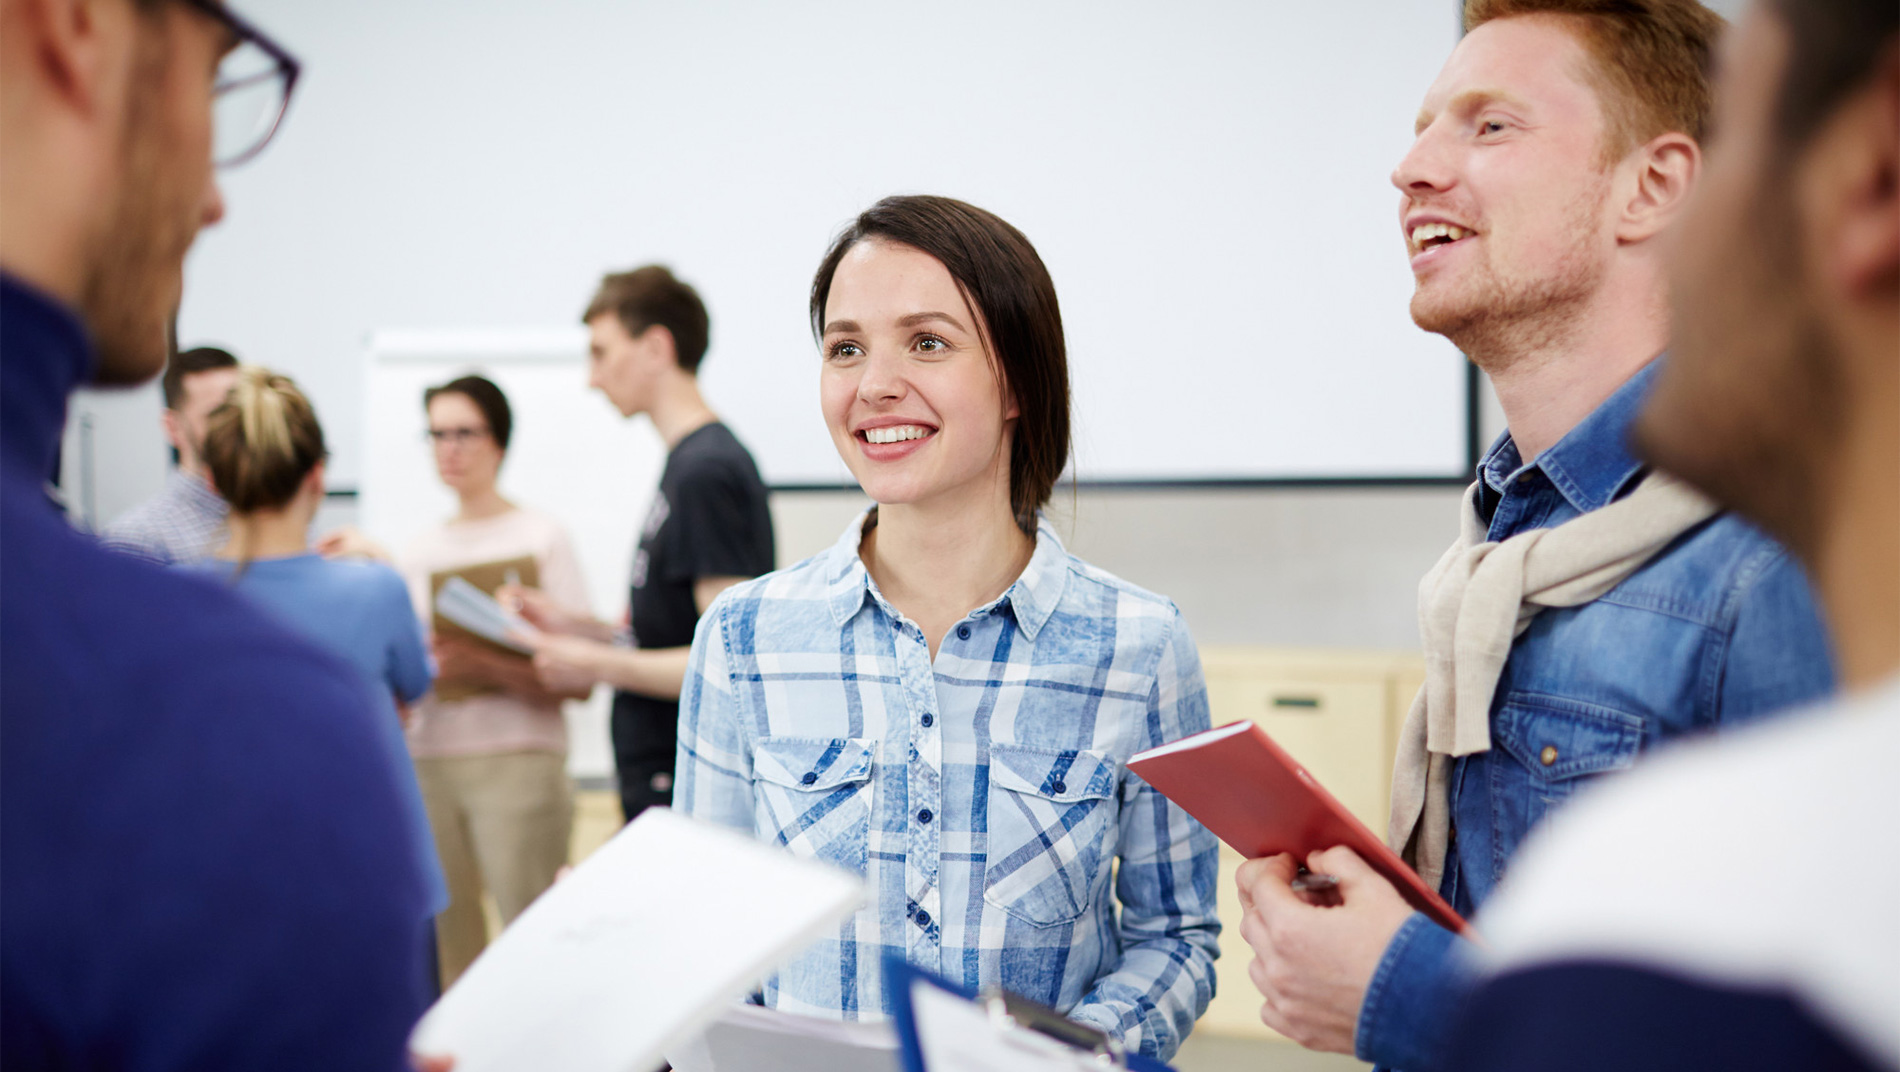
[89,315,172,386]
[83,256,183,386]
[1409,290,1481,344]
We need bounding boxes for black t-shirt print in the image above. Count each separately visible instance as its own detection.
[610,421,774,819]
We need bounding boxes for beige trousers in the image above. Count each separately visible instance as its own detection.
[416,751,573,987]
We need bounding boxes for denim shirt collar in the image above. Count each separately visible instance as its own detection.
[1478,358,1661,515]
[824,508,1070,640]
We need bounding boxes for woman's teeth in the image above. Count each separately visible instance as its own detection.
[863,425,931,444]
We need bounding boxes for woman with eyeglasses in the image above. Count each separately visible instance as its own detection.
[674,195,1221,1061]
[183,366,448,950]
[395,374,592,988]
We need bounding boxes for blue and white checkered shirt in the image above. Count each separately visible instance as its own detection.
[99,468,227,565]
[676,512,1221,1060]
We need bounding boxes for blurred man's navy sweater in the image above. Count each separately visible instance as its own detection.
[1,275,430,1069]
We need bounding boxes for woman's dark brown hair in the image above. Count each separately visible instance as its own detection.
[424,374,514,451]
[201,366,326,514]
[809,195,1071,533]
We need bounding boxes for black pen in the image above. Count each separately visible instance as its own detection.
[1291,871,1340,894]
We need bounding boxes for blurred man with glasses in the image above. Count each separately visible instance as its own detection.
[1,2,435,1068]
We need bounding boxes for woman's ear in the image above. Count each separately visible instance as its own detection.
[301,460,327,502]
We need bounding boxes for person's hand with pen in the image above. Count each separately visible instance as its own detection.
[1234,846,1415,1054]
[495,582,621,695]
[495,582,717,703]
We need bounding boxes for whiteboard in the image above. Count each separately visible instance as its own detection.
[179,0,1472,489]
[360,328,662,779]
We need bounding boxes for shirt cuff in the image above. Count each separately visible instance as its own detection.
[1355,912,1468,1071]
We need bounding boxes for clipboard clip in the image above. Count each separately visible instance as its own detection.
[979,987,1127,1068]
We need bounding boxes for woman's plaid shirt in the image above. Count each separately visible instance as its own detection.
[675,513,1221,1061]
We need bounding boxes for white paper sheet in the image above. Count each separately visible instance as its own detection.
[910,985,1102,1072]
[409,809,866,1072]
[434,574,537,654]
[665,1003,899,1072]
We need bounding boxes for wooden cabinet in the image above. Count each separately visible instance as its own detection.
[1191,647,1425,1041]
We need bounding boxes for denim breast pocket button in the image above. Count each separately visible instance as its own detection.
[983,743,1119,927]
[1494,695,1642,836]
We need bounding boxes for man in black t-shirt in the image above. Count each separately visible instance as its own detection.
[512,266,774,822]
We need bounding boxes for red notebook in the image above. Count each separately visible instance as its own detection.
[1128,720,1469,935]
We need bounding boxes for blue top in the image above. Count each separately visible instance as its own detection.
[0,275,432,1070]
[1355,361,1836,1071]
[676,513,1220,1062]
[186,553,448,913]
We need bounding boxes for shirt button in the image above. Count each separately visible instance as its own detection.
[956,625,972,640]
[801,771,818,785]
[1540,745,1558,767]
[1517,471,1535,484]
[915,909,931,927]
[917,809,933,824]
[920,713,934,728]
[1051,780,1067,794]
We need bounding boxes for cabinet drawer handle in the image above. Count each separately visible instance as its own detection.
[1271,695,1322,710]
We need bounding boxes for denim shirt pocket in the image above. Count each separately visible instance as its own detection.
[752,736,877,872]
[1491,693,1643,850]
[983,744,1120,927]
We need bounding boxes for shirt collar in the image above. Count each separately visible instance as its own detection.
[1478,358,1660,513]
[1,273,94,484]
[168,467,229,515]
[824,508,1071,640]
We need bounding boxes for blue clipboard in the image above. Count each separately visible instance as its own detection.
[883,957,1174,1072]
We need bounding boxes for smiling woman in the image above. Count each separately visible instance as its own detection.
[671,195,1223,1062]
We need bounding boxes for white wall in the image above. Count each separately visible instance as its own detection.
[176,0,1473,491]
[771,485,1467,651]
[59,383,167,532]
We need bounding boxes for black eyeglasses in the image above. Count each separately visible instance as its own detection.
[425,428,491,447]
[179,0,302,167]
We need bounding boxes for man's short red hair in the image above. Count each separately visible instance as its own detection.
[1464,0,1725,159]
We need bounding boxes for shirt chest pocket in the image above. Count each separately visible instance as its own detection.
[983,744,1120,928]
[1491,695,1643,838]
[752,736,878,872]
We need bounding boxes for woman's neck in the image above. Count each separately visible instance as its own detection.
[863,482,1034,655]
[455,484,515,522]
[221,509,311,561]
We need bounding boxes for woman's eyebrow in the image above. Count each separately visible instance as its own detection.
[821,319,860,335]
[897,311,968,332]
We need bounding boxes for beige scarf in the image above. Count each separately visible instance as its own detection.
[1388,470,1719,892]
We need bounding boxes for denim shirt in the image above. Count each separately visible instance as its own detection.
[1356,362,1835,1071]
[674,512,1222,1061]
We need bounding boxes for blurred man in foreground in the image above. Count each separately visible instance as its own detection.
[1448,0,1898,1066]
[1,0,432,1066]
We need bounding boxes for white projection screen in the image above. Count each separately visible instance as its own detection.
[179,0,1471,489]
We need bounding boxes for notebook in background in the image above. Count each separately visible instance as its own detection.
[428,554,537,701]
